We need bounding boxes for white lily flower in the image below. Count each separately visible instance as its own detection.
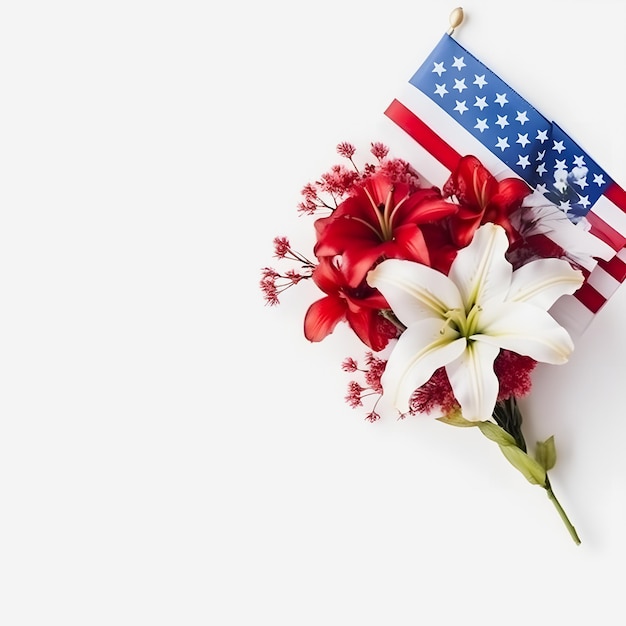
[366,223,585,420]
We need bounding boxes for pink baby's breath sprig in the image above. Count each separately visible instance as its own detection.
[369,142,389,161]
[271,236,314,266]
[259,267,309,306]
[317,164,360,200]
[342,352,387,421]
[260,237,315,306]
[336,141,357,161]
[296,141,424,216]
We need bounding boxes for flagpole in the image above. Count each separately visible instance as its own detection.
[447,7,464,35]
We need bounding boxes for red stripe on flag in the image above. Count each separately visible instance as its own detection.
[597,251,626,283]
[574,282,607,314]
[585,211,626,251]
[384,99,461,172]
[605,182,626,213]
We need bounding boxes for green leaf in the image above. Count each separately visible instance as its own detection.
[477,421,517,446]
[499,444,547,487]
[476,421,547,487]
[535,435,557,471]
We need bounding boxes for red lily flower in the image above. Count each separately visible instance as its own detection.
[303,256,397,351]
[313,174,458,288]
[442,155,531,248]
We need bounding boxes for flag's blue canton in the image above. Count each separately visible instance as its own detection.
[410,35,612,223]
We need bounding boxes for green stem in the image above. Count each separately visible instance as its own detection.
[491,398,581,545]
[545,476,581,545]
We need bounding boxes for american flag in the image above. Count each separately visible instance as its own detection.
[379,34,626,337]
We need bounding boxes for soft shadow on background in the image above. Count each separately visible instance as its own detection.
[0,1,625,624]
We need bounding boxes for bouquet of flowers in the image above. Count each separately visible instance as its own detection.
[260,141,591,544]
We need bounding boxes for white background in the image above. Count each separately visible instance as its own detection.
[1,0,625,624]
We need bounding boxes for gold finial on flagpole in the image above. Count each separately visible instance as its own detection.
[447,7,464,35]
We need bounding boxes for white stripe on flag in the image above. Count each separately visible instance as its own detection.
[549,294,595,338]
[586,263,621,299]
[589,194,626,246]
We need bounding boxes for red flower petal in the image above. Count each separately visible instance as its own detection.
[314,212,380,259]
[338,245,388,288]
[303,295,346,342]
[444,155,492,209]
[391,224,431,266]
[489,178,531,213]
[345,307,395,352]
[396,191,458,225]
[361,175,396,208]
[310,257,341,294]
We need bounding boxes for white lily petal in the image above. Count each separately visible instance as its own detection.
[507,258,584,309]
[474,301,575,364]
[381,318,466,414]
[367,259,463,326]
[445,341,500,421]
[448,223,512,307]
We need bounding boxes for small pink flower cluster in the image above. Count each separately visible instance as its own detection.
[295,141,421,216]
[259,237,314,306]
[341,353,387,422]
